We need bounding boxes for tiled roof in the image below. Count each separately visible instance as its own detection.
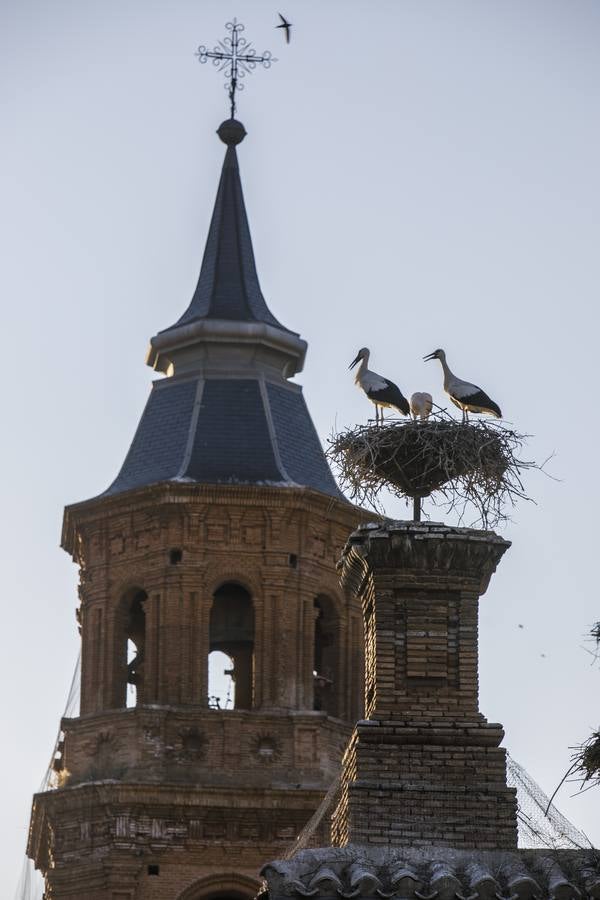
[267,383,341,498]
[104,376,343,499]
[262,847,600,900]
[104,119,341,501]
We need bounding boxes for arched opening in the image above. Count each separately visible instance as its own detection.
[176,872,260,900]
[208,650,235,709]
[202,893,251,900]
[313,594,340,717]
[126,639,138,707]
[120,587,147,708]
[209,583,254,710]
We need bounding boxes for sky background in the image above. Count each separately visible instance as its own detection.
[2,0,600,893]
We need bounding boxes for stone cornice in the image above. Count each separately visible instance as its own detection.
[338,520,510,597]
[62,483,369,557]
[146,318,308,379]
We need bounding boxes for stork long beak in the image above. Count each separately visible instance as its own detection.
[349,355,361,370]
[423,352,437,362]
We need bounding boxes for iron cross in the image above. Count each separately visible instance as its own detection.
[196,19,277,118]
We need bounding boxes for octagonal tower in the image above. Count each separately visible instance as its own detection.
[28,119,364,900]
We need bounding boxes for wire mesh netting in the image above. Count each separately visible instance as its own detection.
[285,752,593,856]
[506,753,592,850]
[14,651,593,899]
[14,652,80,900]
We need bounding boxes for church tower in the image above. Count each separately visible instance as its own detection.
[27,117,363,899]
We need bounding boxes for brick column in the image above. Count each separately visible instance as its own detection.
[331,521,518,850]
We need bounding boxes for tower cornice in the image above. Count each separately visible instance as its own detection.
[61,481,365,559]
[146,316,307,378]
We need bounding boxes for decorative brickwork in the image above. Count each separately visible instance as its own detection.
[330,521,518,849]
[26,109,371,898]
[28,483,365,898]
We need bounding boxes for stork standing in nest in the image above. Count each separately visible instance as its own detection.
[424,348,502,421]
[349,347,410,424]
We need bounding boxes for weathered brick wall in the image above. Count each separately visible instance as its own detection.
[28,483,367,899]
[331,521,518,850]
[29,781,321,899]
[60,706,349,787]
[65,484,363,723]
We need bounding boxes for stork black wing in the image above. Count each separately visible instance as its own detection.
[367,380,410,416]
[460,389,502,418]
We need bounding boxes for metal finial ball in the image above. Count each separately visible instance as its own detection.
[217,119,247,146]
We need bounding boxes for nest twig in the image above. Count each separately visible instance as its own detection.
[327,410,541,528]
[547,731,600,813]
[573,732,600,786]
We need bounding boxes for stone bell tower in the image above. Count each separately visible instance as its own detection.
[27,118,363,899]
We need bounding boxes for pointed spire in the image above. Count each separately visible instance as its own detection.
[166,119,287,332]
[103,118,343,502]
[147,120,306,378]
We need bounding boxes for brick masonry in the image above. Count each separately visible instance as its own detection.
[27,482,367,899]
[330,520,518,849]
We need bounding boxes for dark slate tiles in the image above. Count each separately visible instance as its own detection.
[105,379,197,495]
[164,145,290,334]
[184,379,284,484]
[267,383,343,499]
[104,376,343,500]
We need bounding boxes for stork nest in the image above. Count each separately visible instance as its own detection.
[327,413,540,528]
[574,732,600,786]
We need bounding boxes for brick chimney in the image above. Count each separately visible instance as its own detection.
[330,520,518,849]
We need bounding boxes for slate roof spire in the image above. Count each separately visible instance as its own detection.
[164,119,288,333]
[147,119,306,378]
[105,119,343,501]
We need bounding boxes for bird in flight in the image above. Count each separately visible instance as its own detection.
[276,13,292,43]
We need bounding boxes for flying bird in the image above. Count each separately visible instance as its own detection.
[349,347,410,424]
[410,392,433,421]
[276,13,292,43]
[423,348,502,421]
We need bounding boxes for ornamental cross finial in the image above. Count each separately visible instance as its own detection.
[196,19,277,118]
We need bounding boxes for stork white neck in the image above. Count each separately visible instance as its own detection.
[436,351,454,390]
[355,350,371,383]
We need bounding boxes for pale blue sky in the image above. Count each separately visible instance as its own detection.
[2,1,600,892]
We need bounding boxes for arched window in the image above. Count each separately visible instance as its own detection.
[209,583,254,710]
[119,588,147,708]
[208,650,236,710]
[176,873,260,900]
[200,893,252,900]
[313,595,339,717]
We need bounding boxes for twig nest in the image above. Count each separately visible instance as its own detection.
[328,415,537,528]
[578,733,600,783]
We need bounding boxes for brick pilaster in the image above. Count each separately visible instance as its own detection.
[331,521,518,849]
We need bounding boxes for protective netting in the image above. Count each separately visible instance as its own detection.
[14,652,80,900]
[284,752,593,855]
[14,862,42,900]
[506,753,592,849]
[14,652,593,900]
[283,772,342,858]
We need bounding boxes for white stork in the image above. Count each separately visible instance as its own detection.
[410,392,433,421]
[349,347,410,423]
[423,348,502,421]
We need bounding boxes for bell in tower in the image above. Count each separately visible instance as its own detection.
[27,41,364,897]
